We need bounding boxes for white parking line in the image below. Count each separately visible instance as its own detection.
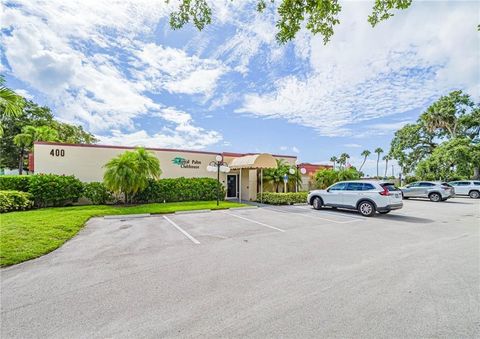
[221,211,286,232]
[263,206,362,224]
[163,215,201,244]
[289,205,365,220]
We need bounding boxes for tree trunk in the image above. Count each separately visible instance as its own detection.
[474,166,480,180]
[18,148,24,175]
[384,159,389,178]
[359,158,366,171]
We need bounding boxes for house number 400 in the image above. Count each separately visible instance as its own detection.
[50,149,65,157]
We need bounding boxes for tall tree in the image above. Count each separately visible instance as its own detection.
[338,153,350,169]
[374,147,383,177]
[359,149,370,171]
[13,125,59,174]
[391,90,479,178]
[329,156,337,170]
[383,154,391,178]
[169,0,413,44]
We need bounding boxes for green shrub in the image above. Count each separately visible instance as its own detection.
[29,174,83,207]
[256,192,308,205]
[135,177,225,203]
[83,182,114,205]
[314,168,361,189]
[0,175,31,192]
[0,190,33,213]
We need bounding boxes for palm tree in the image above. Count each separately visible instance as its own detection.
[383,154,391,178]
[103,148,161,204]
[339,153,350,169]
[13,125,59,174]
[0,75,24,136]
[359,150,370,171]
[263,159,289,192]
[329,156,337,170]
[374,147,383,178]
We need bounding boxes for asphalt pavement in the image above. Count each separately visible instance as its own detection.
[1,198,479,338]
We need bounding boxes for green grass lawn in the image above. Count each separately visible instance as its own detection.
[0,201,245,267]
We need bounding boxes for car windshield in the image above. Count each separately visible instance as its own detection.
[380,183,400,191]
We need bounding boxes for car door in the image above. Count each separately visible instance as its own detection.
[323,182,347,205]
[455,181,470,195]
[403,182,420,197]
[418,182,435,197]
[343,182,364,207]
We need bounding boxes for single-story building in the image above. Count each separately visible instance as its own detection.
[33,142,301,201]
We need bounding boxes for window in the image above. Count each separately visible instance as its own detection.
[419,182,435,187]
[474,182,480,186]
[457,182,470,186]
[329,183,347,191]
[408,182,419,187]
[380,183,399,191]
[345,182,364,191]
[362,183,375,191]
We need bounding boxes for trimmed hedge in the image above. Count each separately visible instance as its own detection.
[0,190,33,213]
[0,175,31,192]
[83,182,114,205]
[29,174,83,207]
[135,177,225,203]
[257,192,308,205]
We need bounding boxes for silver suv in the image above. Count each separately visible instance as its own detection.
[400,181,455,202]
[307,181,403,217]
[448,180,480,199]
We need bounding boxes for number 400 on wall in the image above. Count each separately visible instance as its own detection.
[50,149,65,157]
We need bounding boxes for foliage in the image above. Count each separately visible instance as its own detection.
[0,200,245,266]
[0,75,24,136]
[359,149,370,171]
[0,99,97,171]
[82,182,115,205]
[29,174,84,207]
[0,175,31,191]
[168,0,412,44]
[390,90,479,179]
[338,153,350,169]
[256,192,308,205]
[262,159,299,192]
[329,156,337,170]
[0,190,33,213]
[135,177,225,203]
[103,148,161,203]
[314,168,360,189]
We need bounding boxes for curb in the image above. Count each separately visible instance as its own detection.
[229,206,259,210]
[174,209,211,215]
[104,214,151,219]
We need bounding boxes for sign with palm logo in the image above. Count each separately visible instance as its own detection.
[172,157,186,166]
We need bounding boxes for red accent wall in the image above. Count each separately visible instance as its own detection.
[28,152,34,172]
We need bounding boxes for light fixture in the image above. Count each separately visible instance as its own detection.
[207,156,230,205]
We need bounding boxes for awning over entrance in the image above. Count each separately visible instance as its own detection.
[228,153,278,169]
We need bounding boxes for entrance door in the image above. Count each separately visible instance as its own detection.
[227,175,238,198]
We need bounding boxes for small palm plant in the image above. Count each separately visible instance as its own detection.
[263,159,290,192]
[103,147,161,204]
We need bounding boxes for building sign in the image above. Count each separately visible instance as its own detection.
[171,156,202,169]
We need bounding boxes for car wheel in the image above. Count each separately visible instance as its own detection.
[379,210,390,214]
[312,197,323,210]
[469,190,480,199]
[403,196,409,200]
[358,201,375,217]
[429,192,441,202]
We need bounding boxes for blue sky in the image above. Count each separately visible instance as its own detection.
[1,1,478,175]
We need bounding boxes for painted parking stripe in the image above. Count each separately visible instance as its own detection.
[289,205,365,220]
[221,211,286,233]
[163,215,201,244]
[261,206,361,224]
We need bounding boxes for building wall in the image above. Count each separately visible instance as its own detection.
[34,142,296,201]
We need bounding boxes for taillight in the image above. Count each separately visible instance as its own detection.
[379,187,391,196]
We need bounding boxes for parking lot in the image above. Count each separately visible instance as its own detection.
[2,198,479,338]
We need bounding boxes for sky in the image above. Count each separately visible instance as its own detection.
[0,0,479,175]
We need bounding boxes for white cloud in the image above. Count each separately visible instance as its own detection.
[13,88,33,100]
[0,1,225,149]
[238,1,479,136]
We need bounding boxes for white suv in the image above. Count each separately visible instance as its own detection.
[448,180,480,199]
[307,181,403,217]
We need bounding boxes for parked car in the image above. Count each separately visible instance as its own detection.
[400,181,455,202]
[448,180,480,199]
[307,181,403,217]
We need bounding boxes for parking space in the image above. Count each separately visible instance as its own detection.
[2,199,479,338]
